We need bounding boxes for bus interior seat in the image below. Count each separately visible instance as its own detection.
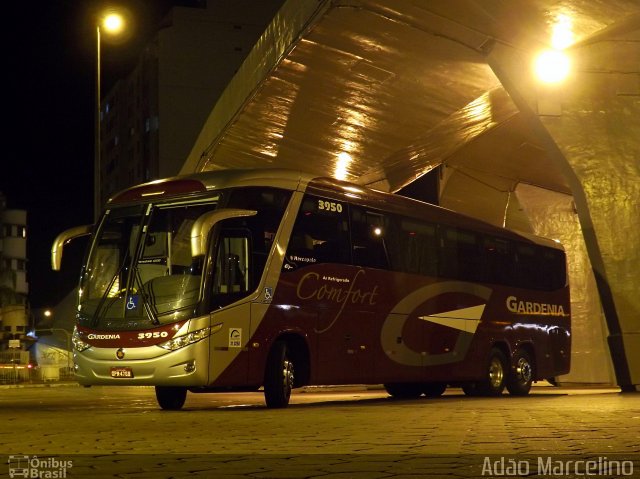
[220,254,245,293]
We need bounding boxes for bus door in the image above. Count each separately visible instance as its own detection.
[203,219,255,387]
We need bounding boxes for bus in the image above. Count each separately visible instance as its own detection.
[52,168,570,409]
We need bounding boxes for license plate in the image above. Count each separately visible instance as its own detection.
[110,367,133,378]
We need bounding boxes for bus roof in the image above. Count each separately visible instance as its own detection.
[108,168,563,251]
[107,168,315,204]
[304,176,564,251]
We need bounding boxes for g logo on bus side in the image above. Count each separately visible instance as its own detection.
[381,282,492,366]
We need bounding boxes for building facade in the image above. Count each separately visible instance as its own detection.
[0,192,30,363]
[98,0,285,208]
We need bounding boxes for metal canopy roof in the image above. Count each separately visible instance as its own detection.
[178,0,640,387]
[183,0,638,204]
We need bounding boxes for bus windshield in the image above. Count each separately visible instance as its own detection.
[78,199,219,330]
[76,186,292,331]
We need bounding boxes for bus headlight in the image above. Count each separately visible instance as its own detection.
[158,327,210,351]
[72,326,90,352]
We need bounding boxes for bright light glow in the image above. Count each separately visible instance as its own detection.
[72,327,90,352]
[534,13,573,84]
[551,15,574,50]
[43,310,52,318]
[102,12,124,34]
[465,93,491,122]
[335,152,352,180]
[534,49,570,84]
[108,278,120,298]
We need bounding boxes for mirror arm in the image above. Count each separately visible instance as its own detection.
[51,225,93,271]
[190,209,257,257]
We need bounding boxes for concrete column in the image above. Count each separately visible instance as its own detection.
[486,21,640,390]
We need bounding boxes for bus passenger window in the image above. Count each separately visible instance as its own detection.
[386,217,438,277]
[350,207,389,270]
[540,248,567,290]
[285,195,350,267]
[440,227,481,281]
[515,244,539,289]
[484,237,514,285]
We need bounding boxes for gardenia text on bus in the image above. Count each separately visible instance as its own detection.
[506,295,566,316]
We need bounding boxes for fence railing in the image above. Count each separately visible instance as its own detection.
[0,350,75,384]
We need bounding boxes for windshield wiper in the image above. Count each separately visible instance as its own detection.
[92,256,130,327]
[132,266,160,325]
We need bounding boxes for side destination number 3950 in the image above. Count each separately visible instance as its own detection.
[318,200,343,213]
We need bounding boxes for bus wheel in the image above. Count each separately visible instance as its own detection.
[155,386,187,410]
[264,340,294,408]
[477,348,507,396]
[462,382,479,396]
[422,382,447,397]
[384,383,422,399]
[506,349,534,396]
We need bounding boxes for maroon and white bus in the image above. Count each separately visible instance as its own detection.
[52,169,570,409]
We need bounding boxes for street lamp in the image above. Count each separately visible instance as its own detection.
[95,11,126,221]
[534,49,570,84]
[533,14,574,85]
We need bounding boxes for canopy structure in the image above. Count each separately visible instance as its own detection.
[183,0,640,390]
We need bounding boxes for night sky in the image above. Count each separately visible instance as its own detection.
[4,1,183,308]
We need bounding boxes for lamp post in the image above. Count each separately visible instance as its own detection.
[95,12,125,221]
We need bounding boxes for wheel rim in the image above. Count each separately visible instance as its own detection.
[488,357,504,388]
[516,357,532,384]
[282,359,294,394]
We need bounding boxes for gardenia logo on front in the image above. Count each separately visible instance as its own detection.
[7,455,73,478]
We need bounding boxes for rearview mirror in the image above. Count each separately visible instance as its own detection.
[51,225,92,271]
[190,209,256,257]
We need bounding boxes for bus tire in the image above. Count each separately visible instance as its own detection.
[477,348,507,396]
[264,340,294,409]
[384,383,422,399]
[506,349,534,396]
[422,382,447,397]
[155,386,187,410]
[462,382,479,396]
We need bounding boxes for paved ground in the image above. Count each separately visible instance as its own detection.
[0,384,638,478]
